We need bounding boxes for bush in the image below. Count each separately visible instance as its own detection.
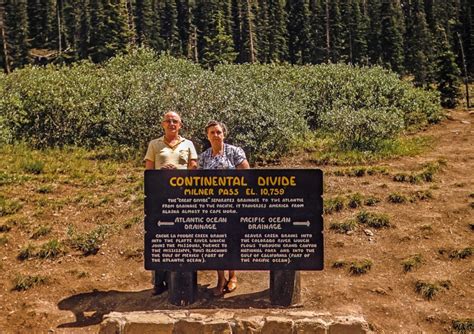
[12,274,48,291]
[0,49,441,159]
[320,106,404,150]
[67,225,109,256]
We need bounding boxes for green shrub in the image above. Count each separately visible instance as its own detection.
[31,225,52,239]
[37,239,65,259]
[388,193,408,204]
[364,196,380,206]
[0,196,22,217]
[357,210,391,228]
[402,254,424,272]
[415,280,451,300]
[452,319,474,333]
[321,106,404,150]
[0,49,441,161]
[17,244,37,260]
[449,247,473,260]
[330,220,358,233]
[347,193,363,208]
[12,274,47,291]
[324,197,345,214]
[349,259,373,275]
[332,260,347,268]
[21,160,44,174]
[67,225,109,255]
[0,235,7,246]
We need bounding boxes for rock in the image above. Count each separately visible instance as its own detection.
[328,316,371,334]
[461,120,471,124]
[233,316,264,334]
[363,229,374,236]
[262,316,294,334]
[294,318,328,334]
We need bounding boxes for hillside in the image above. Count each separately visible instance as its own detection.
[0,109,472,333]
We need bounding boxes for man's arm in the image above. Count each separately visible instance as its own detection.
[188,159,198,169]
[145,160,155,170]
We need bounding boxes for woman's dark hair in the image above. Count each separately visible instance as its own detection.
[205,120,228,137]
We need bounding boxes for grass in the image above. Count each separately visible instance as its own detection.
[0,223,11,232]
[330,220,358,233]
[31,225,52,239]
[402,254,424,272]
[349,259,373,275]
[67,269,90,278]
[364,196,380,206]
[324,197,345,214]
[0,235,8,246]
[387,192,408,204]
[17,244,37,260]
[356,210,391,228]
[332,260,347,268]
[415,280,451,300]
[20,159,45,174]
[12,274,48,291]
[449,247,473,260]
[123,216,141,229]
[452,319,474,333]
[393,159,446,184]
[413,190,433,200]
[67,225,109,256]
[36,185,53,194]
[309,136,433,165]
[0,196,23,217]
[347,193,363,208]
[37,239,66,259]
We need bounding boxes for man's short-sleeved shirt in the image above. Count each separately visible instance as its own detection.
[144,136,197,169]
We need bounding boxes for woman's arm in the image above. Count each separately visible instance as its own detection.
[236,159,250,169]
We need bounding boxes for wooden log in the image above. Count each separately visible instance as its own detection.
[270,270,301,306]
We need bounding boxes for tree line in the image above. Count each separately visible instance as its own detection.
[0,1,472,88]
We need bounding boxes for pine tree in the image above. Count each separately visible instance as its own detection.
[380,0,404,73]
[78,0,89,59]
[62,0,81,58]
[240,0,257,63]
[4,0,30,69]
[308,0,325,63]
[268,0,288,62]
[202,11,237,68]
[366,0,382,65]
[287,0,311,64]
[256,0,270,62]
[230,0,242,62]
[404,0,434,86]
[149,0,164,51]
[436,37,461,108]
[161,0,181,56]
[135,0,154,47]
[347,0,368,64]
[176,0,192,58]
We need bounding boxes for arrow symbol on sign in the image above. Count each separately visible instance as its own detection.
[157,221,174,226]
[293,221,310,227]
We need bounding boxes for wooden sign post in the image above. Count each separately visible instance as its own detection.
[144,169,323,306]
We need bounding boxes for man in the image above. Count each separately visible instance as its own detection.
[144,111,197,294]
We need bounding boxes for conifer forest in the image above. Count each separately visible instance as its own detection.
[0,0,472,85]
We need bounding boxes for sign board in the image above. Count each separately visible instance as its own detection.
[144,169,323,271]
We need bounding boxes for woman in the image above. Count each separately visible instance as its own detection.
[198,120,250,297]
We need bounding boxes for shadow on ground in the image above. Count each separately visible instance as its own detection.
[57,284,272,328]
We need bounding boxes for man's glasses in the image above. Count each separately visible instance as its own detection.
[163,119,180,124]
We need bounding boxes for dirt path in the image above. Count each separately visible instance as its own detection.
[0,109,472,333]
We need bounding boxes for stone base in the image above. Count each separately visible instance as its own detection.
[99,310,372,334]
